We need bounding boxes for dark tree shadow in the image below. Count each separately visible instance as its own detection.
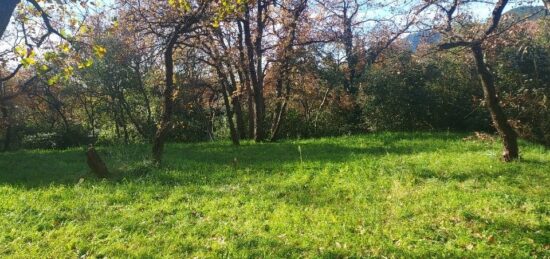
[0,132,534,189]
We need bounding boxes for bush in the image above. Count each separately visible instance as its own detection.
[362,51,491,132]
[22,133,59,149]
[21,125,92,150]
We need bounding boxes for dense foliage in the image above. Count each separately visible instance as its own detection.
[0,1,549,154]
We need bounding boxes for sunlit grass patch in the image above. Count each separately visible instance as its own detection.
[0,132,548,257]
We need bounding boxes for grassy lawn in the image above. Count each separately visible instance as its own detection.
[0,132,548,258]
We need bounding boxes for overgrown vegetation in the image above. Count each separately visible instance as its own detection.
[1,1,549,162]
[1,1,549,257]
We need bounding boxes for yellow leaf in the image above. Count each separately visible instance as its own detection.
[15,45,26,57]
[21,57,36,67]
[48,75,60,86]
[79,25,89,34]
[78,58,93,69]
[59,43,70,53]
[93,45,107,58]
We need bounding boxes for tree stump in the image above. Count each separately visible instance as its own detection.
[86,145,109,178]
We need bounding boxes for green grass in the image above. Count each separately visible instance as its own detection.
[0,132,548,258]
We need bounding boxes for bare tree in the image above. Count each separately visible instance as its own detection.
[270,0,309,141]
[120,0,211,164]
[241,0,272,142]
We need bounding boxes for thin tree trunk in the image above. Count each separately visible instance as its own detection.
[78,94,96,140]
[243,3,266,142]
[314,87,331,131]
[1,105,12,152]
[226,65,246,141]
[253,1,266,142]
[212,58,240,145]
[270,81,291,141]
[114,116,121,140]
[120,111,129,144]
[219,78,240,145]
[57,107,70,134]
[212,29,247,141]
[269,0,307,141]
[233,94,246,140]
[471,44,518,161]
[342,8,357,94]
[134,62,155,139]
[236,21,255,139]
[152,34,179,164]
[118,90,149,140]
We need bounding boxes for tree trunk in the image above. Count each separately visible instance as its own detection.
[342,10,357,94]
[269,0,306,141]
[0,0,20,40]
[152,35,178,165]
[236,21,255,139]
[216,68,240,146]
[1,104,12,152]
[270,82,290,141]
[233,95,246,140]
[221,82,240,146]
[471,44,518,161]
[243,3,266,142]
[246,85,255,139]
[225,64,246,141]
[134,62,155,139]
[118,90,149,140]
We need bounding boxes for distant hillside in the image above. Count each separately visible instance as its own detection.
[405,6,547,51]
[405,31,441,52]
[503,6,547,20]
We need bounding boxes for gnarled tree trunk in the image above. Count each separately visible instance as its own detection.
[471,43,518,161]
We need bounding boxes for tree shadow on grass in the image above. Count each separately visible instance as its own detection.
[163,137,480,169]
[458,211,549,255]
[0,134,500,189]
[0,148,90,188]
[412,164,548,185]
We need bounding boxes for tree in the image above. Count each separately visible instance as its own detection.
[241,0,271,142]
[1,0,76,82]
[269,0,309,141]
[314,0,366,94]
[198,29,242,145]
[435,0,539,161]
